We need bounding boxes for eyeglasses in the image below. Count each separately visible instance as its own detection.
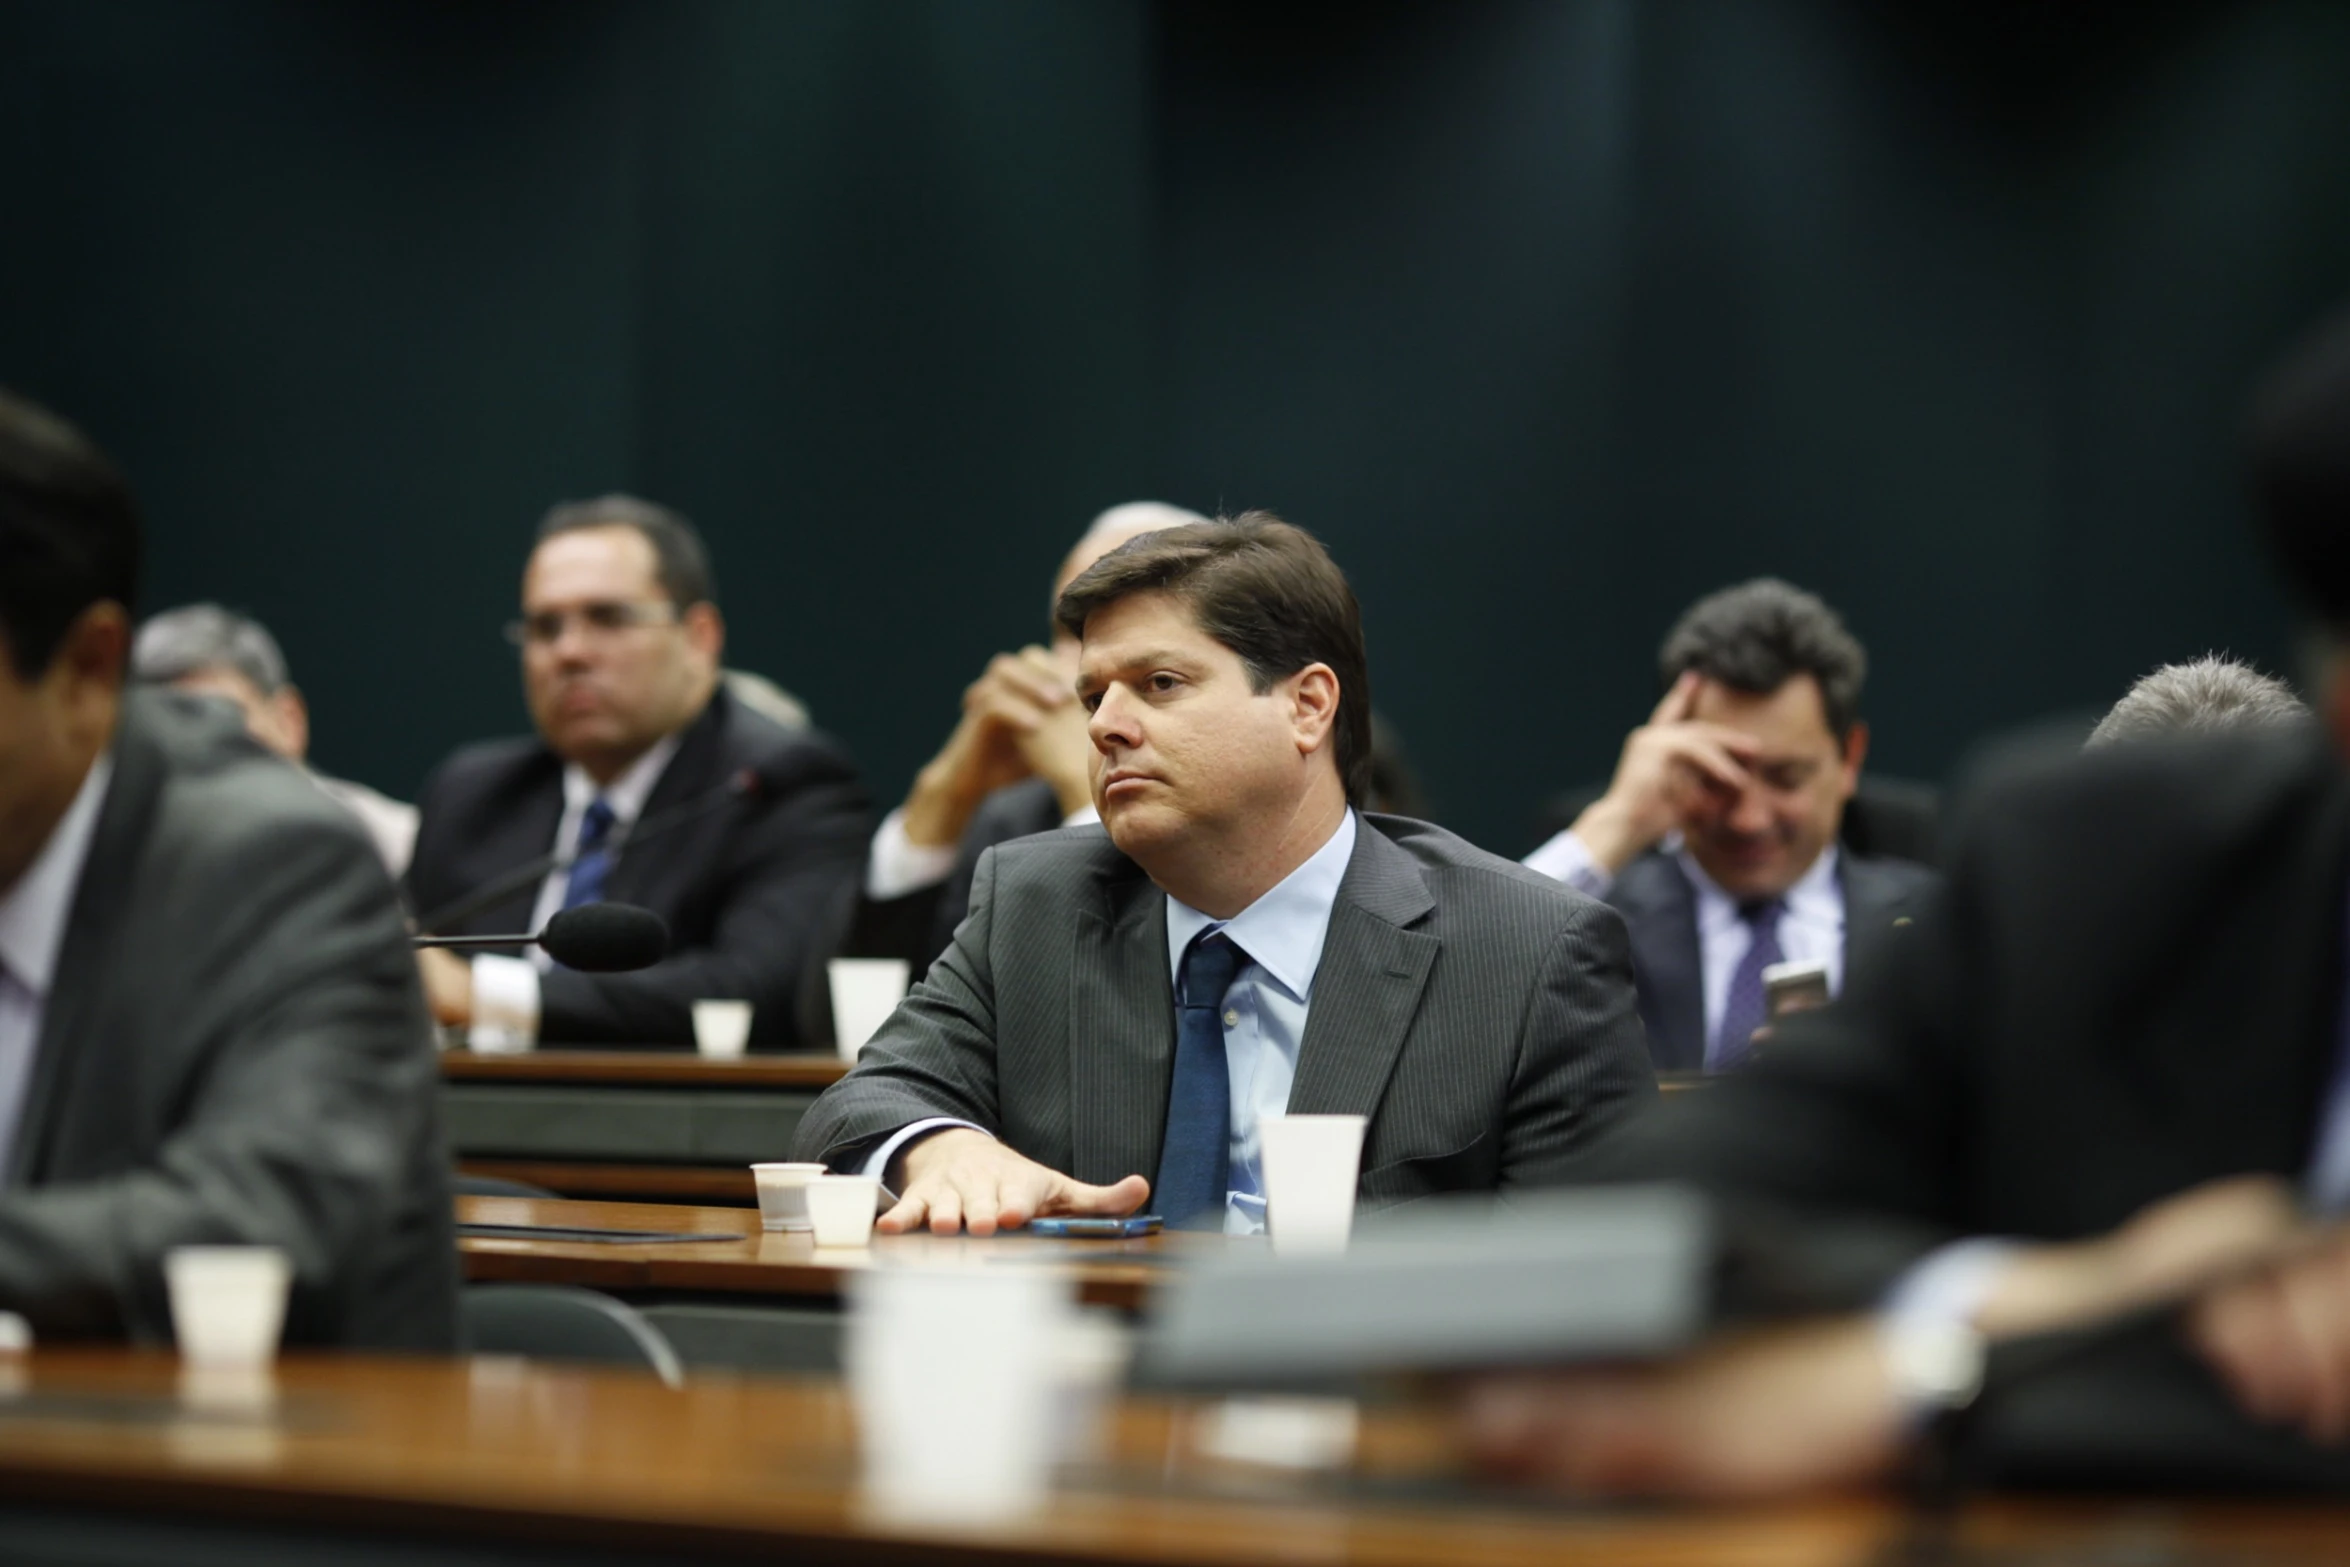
[504,601,682,648]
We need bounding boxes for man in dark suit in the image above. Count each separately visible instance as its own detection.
[795,513,1654,1234]
[1524,579,1938,1071]
[405,496,868,1050]
[0,388,455,1347]
[815,503,1204,1023]
[1464,310,2350,1498]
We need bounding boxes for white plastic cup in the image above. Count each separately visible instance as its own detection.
[750,1162,829,1232]
[828,958,911,1060]
[847,1266,1069,1524]
[692,999,754,1059]
[806,1174,882,1247]
[1259,1114,1367,1257]
[165,1246,293,1367]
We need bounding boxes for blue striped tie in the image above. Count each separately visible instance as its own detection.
[560,798,618,916]
[1154,930,1244,1229]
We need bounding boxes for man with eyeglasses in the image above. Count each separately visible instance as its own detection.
[403,496,870,1051]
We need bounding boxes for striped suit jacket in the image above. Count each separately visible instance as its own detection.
[792,814,1657,1208]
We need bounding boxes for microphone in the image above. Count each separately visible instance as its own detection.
[414,762,782,936]
[412,901,671,973]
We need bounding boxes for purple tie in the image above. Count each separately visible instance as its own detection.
[1713,898,1785,1070]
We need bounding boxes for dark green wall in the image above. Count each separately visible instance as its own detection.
[6,1,2350,855]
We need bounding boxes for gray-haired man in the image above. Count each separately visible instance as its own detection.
[132,603,417,873]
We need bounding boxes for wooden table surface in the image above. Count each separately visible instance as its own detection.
[3,1350,2342,1566]
[458,1195,1177,1310]
[443,1049,852,1088]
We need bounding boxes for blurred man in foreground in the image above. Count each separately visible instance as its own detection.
[796,514,1654,1233]
[132,602,418,873]
[404,495,869,1050]
[1524,580,1937,1071]
[0,388,455,1346]
[1468,311,2350,1497]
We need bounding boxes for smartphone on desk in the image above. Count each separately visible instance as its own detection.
[1027,1216,1163,1239]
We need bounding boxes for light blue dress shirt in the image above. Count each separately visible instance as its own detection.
[1164,809,1357,1234]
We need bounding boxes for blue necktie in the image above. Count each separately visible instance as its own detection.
[1155,930,1244,1229]
[1713,898,1785,1070]
[561,798,618,915]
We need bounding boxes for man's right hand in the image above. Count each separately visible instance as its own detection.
[1570,671,1762,875]
[878,1128,1151,1237]
[900,647,1081,849]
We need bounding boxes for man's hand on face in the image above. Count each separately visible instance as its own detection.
[1571,672,1762,876]
[876,1128,1151,1238]
[416,947,474,1028]
[901,646,1083,848]
[1461,1318,1907,1500]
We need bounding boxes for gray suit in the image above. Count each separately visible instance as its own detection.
[794,814,1656,1206]
[1,691,458,1347]
[1606,849,1941,1072]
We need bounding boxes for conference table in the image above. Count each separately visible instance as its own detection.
[442,1049,847,1203]
[4,1349,2346,1566]
[439,1049,1713,1207]
[459,1193,1189,1372]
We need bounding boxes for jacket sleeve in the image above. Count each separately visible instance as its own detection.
[792,845,1013,1165]
[0,811,450,1345]
[1497,897,1659,1187]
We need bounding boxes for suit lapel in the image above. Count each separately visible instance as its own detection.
[9,703,167,1185]
[1615,856,1706,1071]
[1839,855,1918,978]
[1285,826,1440,1119]
[605,691,727,908]
[1066,858,1175,1186]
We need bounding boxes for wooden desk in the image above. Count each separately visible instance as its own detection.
[458,1196,1170,1312]
[441,1051,849,1204]
[2,1351,2346,1567]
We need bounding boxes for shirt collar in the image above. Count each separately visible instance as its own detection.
[1677,840,1841,931]
[1165,810,1358,1003]
[0,755,115,999]
[561,730,684,826]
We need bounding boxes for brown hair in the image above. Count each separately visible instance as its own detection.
[1054,511,1373,806]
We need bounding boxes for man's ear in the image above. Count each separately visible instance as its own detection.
[685,601,725,666]
[56,602,129,693]
[273,684,312,761]
[1838,719,1870,792]
[1289,662,1341,756]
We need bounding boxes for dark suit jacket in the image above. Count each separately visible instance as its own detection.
[1,691,457,1348]
[1596,732,2350,1487]
[406,687,870,1049]
[1607,849,1941,1071]
[794,814,1658,1207]
[799,777,1066,1047]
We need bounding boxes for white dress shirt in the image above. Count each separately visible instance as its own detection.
[468,733,683,1051]
[863,809,1359,1236]
[0,756,113,1171]
[863,799,1101,901]
[1523,829,1847,1056]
